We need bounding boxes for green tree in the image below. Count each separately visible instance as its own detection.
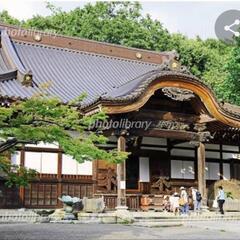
[0,90,128,187]
[0,10,21,25]
[222,37,240,104]
[24,2,170,50]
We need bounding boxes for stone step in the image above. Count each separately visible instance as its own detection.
[134,216,240,222]
[132,221,183,228]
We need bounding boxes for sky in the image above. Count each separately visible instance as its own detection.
[0,1,240,39]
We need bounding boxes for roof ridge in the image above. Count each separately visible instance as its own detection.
[0,23,174,65]
[0,22,170,55]
[14,40,159,67]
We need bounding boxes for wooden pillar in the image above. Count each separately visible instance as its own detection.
[197,142,206,200]
[19,148,25,207]
[57,151,63,207]
[219,143,223,179]
[116,136,127,210]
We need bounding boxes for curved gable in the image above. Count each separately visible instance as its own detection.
[84,68,240,129]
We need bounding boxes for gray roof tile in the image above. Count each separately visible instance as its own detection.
[0,40,159,104]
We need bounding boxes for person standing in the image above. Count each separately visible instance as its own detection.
[170,192,180,215]
[180,186,189,215]
[217,186,225,215]
[191,187,202,214]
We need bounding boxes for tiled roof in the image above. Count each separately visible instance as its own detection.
[0,29,163,105]
[0,25,240,121]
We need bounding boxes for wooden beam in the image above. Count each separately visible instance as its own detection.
[19,147,25,207]
[131,129,201,141]
[132,109,199,123]
[197,142,206,201]
[116,136,127,210]
[57,151,62,207]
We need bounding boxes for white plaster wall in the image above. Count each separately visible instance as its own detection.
[205,151,220,159]
[174,142,195,148]
[25,141,59,148]
[62,154,92,175]
[183,161,195,179]
[222,145,239,151]
[77,161,92,175]
[11,151,21,165]
[41,152,58,174]
[139,157,150,182]
[171,160,194,179]
[205,144,220,150]
[141,146,167,151]
[171,149,195,157]
[223,163,231,180]
[205,162,220,180]
[171,160,183,179]
[24,152,42,172]
[24,151,58,173]
[223,152,236,160]
[62,154,77,175]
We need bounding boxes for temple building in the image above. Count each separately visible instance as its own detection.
[0,23,240,210]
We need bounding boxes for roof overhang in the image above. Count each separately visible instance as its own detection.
[83,71,240,129]
[0,29,32,85]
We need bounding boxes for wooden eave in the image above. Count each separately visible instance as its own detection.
[83,74,240,129]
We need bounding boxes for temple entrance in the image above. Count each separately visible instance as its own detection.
[126,149,171,192]
[126,155,139,190]
[150,151,170,180]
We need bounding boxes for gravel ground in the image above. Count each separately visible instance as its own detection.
[0,221,240,240]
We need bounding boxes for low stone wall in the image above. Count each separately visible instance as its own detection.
[209,199,240,211]
[224,199,240,211]
[0,209,40,223]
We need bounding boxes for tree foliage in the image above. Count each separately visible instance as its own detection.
[223,37,240,104]
[0,91,128,186]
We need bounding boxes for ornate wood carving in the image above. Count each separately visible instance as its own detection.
[154,120,190,131]
[97,168,117,193]
[162,87,195,101]
[194,123,207,132]
[151,176,171,194]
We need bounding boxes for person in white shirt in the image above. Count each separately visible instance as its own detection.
[170,192,180,215]
[180,186,189,214]
[217,186,225,215]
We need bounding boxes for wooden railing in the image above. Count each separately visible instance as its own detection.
[94,194,141,210]
[36,173,92,181]
[62,174,92,181]
[37,173,58,179]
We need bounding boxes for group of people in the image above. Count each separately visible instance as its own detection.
[163,186,202,215]
[163,186,225,215]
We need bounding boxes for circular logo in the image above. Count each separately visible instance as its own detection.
[215,9,240,43]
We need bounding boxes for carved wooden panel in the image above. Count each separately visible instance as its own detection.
[94,160,117,193]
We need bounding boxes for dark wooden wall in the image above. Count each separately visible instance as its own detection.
[0,174,94,209]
